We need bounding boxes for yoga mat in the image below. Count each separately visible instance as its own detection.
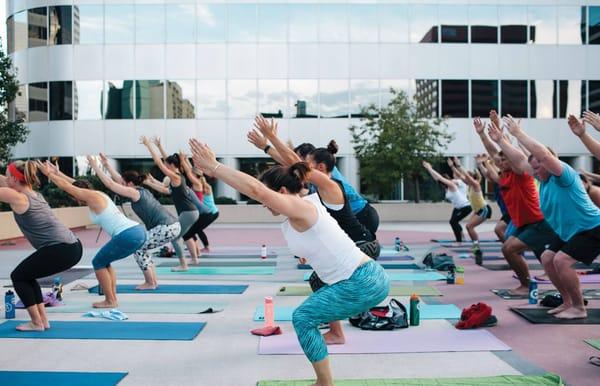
[492,288,600,300]
[258,320,511,354]
[302,271,444,282]
[482,263,544,271]
[257,374,564,386]
[522,274,600,284]
[158,261,276,268]
[158,253,277,259]
[87,284,248,294]
[431,239,500,244]
[156,266,275,275]
[297,263,420,270]
[45,299,225,314]
[377,255,415,261]
[0,371,128,386]
[478,254,536,261]
[584,339,600,351]
[277,285,442,297]
[253,304,460,321]
[511,308,600,324]
[0,320,205,340]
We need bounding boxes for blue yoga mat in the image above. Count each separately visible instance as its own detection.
[302,271,444,281]
[0,320,205,341]
[0,371,127,386]
[298,263,420,270]
[156,266,275,275]
[254,304,461,321]
[87,284,247,294]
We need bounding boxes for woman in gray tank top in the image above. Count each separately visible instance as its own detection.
[1,161,82,332]
[141,136,200,270]
[90,155,185,288]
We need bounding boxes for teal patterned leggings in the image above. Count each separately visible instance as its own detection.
[292,260,390,362]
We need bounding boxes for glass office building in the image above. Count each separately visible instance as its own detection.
[5,1,600,200]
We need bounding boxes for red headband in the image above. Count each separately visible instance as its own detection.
[8,163,26,183]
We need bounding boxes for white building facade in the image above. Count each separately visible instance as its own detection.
[5,0,600,200]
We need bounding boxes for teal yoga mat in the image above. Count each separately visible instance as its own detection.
[254,304,460,321]
[156,266,275,275]
[298,263,421,270]
[0,320,205,340]
[0,371,127,386]
[158,261,277,267]
[302,271,445,282]
[45,299,224,314]
[87,284,247,294]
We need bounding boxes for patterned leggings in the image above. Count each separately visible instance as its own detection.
[134,222,181,270]
[292,261,389,363]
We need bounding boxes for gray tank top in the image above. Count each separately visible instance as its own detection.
[13,191,78,249]
[170,175,197,214]
[131,188,177,229]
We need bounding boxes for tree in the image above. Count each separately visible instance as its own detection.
[349,88,453,202]
[0,38,28,165]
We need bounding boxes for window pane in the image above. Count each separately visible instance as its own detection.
[7,16,14,54]
[10,11,28,52]
[499,6,528,43]
[351,80,379,117]
[197,80,226,118]
[29,82,48,122]
[229,4,257,42]
[529,80,556,118]
[558,7,586,45]
[228,80,257,118]
[197,4,226,42]
[501,80,528,118]
[103,80,134,119]
[166,5,196,43]
[319,4,348,42]
[469,5,498,43]
[74,81,103,120]
[410,5,438,43]
[258,4,287,42]
[414,80,439,118]
[471,80,498,117]
[9,85,28,122]
[558,80,584,118]
[166,80,196,119]
[74,5,104,44]
[28,7,48,48]
[349,5,378,42]
[528,7,557,44]
[258,80,286,118]
[381,80,413,107]
[49,6,72,45]
[50,81,73,120]
[441,80,468,118]
[136,80,164,119]
[379,5,408,43]
[590,7,600,44]
[589,81,600,114]
[289,4,318,42]
[289,80,318,118]
[105,5,134,44]
[136,5,165,44]
[439,5,467,43]
[320,80,348,118]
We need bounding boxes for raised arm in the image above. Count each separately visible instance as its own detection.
[152,136,169,159]
[474,117,499,158]
[504,115,562,176]
[143,174,170,195]
[478,156,500,184]
[179,150,203,191]
[580,169,600,185]
[253,116,302,166]
[570,113,600,160]
[487,121,533,175]
[422,161,457,191]
[452,158,480,188]
[190,138,314,222]
[247,129,287,165]
[51,161,75,184]
[140,136,181,185]
[99,153,124,185]
[88,156,140,201]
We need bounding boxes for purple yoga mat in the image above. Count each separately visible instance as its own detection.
[378,255,414,261]
[516,274,600,284]
[258,321,511,355]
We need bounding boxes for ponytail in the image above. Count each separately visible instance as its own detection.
[122,170,148,186]
[259,162,310,194]
[9,160,39,187]
[165,154,183,173]
[309,140,338,172]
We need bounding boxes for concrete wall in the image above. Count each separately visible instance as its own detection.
[0,202,500,240]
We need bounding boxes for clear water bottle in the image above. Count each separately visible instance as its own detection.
[5,290,15,319]
[264,296,274,327]
[261,244,267,259]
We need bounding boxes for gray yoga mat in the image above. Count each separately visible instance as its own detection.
[491,288,600,300]
[44,299,225,314]
[511,308,600,324]
[158,261,276,268]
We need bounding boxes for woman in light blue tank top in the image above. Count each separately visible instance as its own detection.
[39,161,146,309]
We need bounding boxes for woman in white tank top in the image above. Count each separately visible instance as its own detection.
[190,137,389,386]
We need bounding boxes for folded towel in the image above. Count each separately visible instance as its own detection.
[83,309,128,321]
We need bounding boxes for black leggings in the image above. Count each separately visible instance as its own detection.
[183,212,219,246]
[356,203,379,235]
[449,206,472,242]
[11,241,82,307]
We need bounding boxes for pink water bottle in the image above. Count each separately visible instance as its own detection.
[264,296,274,327]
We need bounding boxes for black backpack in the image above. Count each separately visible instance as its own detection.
[423,252,455,271]
[349,299,409,330]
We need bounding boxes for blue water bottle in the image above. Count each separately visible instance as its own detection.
[395,237,401,251]
[5,290,15,319]
[528,280,538,304]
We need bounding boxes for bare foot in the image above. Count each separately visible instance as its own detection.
[547,303,571,314]
[190,258,200,265]
[171,265,188,272]
[506,286,529,296]
[135,282,157,290]
[201,247,210,253]
[323,330,345,345]
[93,300,118,309]
[554,307,587,319]
[16,322,44,331]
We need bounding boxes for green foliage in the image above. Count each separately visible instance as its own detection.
[349,89,453,201]
[0,39,28,165]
